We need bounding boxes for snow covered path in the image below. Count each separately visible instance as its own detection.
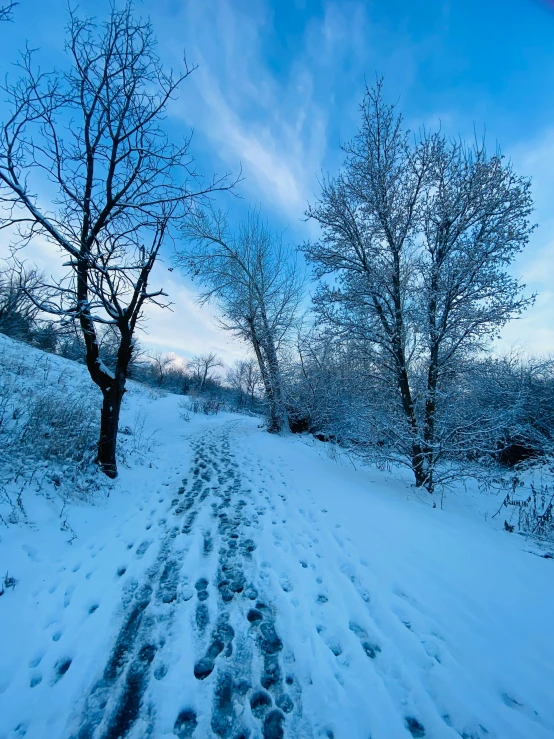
[1,414,554,739]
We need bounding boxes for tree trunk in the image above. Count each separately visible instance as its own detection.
[251,334,279,430]
[200,367,208,392]
[94,328,133,479]
[264,338,289,434]
[423,347,439,494]
[390,253,426,489]
[258,307,289,434]
[249,322,286,432]
[396,363,426,488]
[96,379,124,478]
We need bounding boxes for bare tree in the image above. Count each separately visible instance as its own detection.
[227,357,262,407]
[0,4,234,477]
[0,2,16,22]
[177,208,304,432]
[0,260,47,337]
[226,361,247,406]
[305,80,534,491]
[242,357,262,405]
[148,350,174,388]
[188,352,223,392]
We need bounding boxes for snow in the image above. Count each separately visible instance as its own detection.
[0,335,553,739]
[96,358,116,381]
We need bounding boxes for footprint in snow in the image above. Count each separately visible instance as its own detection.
[135,540,151,557]
[405,716,426,737]
[173,708,198,738]
[52,657,72,684]
[279,576,293,592]
[316,625,343,657]
[21,545,41,562]
[349,621,381,659]
[30,673,42,688]
[154,663,168,681]
[64,584,76,607]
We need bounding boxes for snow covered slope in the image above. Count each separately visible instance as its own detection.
[0,337,553,739]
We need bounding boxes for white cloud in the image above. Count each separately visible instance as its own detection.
[491,128,554,355]
[139,266,247,367]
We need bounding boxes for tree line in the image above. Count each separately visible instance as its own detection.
[0,2,551,491]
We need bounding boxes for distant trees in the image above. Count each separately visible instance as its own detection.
[188,352,224,392]
[177,209,304,432]
[0,3,234,477]
[227,358,262,408]
[148,350,175,388]
[304,81,534,491]
[0,261,45,340]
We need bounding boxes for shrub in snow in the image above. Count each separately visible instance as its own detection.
[0,336,103,522]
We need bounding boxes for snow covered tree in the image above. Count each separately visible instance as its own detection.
[177,209,304,433]
[0,4,234,477]
[464,353,554,466]
[305,80,534,491]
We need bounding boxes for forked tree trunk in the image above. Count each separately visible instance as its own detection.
[390,260,426,490]
[88,324,134,479]
[200,368,208,392]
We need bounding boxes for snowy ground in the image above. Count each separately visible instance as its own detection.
[0,338,553,739]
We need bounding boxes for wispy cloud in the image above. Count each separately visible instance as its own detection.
[158,0,373,225]
[3,0,554,359]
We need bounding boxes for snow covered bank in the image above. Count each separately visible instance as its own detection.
[0,336,553,738]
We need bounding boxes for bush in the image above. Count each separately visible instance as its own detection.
[494,465,554,541]
[190,395,223,415]
[0,340,103,523]
[19,391,97,465]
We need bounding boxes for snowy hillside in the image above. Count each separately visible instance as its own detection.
[0,335,553,739]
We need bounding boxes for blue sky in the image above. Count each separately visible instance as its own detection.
[1,0,554,363]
